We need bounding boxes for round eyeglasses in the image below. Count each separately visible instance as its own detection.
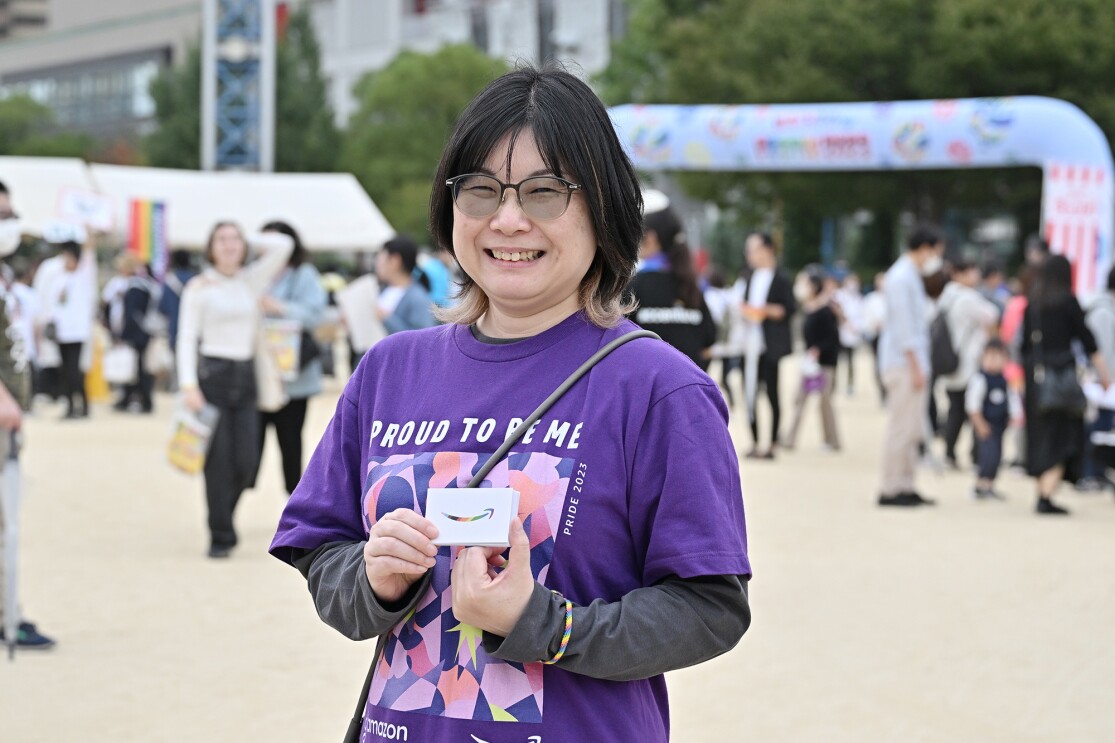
[446,173,582,221]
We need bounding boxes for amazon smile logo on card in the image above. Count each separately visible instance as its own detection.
[443,508,495,523]
[426,488,520,547]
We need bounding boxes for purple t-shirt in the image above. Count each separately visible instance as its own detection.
[271,312,749,743]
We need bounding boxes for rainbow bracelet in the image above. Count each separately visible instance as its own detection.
[544,591,573,665]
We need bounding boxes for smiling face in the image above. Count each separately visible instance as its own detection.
[208,224,247,275]
[451,129,597,334]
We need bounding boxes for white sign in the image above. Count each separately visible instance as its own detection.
[56,187,115,232]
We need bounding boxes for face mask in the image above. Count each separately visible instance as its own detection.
[793,281,812,303]
[920,254,943,276]
[0,219,21,257]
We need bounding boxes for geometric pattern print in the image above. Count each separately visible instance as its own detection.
[362,451,574,723]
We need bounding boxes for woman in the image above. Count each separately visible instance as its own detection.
[270,67,750,742]
[177,223,293,558]
[1021,255,1111,515]
[107,252,157,414]
[374,234,437,334]
[783,264,841,451]
[628,200,717,370]
[255,220,327,496]
[48,235,95,420]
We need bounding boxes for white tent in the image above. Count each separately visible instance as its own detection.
[0,156,102,237]
[89,164,395,252]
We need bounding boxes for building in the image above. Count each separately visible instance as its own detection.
[0,0,48,40]
[308,0,626,123]
[0,0,624,144]
[0,0,200,140]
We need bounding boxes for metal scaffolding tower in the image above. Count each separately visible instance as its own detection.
[201,0,276,171]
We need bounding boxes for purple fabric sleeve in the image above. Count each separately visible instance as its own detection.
[270,385,366,565]
[628,381,750,585]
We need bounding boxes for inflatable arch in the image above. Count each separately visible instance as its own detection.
[609,97,1114,294]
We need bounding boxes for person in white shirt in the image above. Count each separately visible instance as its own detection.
[177,222,293,558]
[860,272,888,404]
[877,226,945,507]
[48,232,96,420]
[936,259,1000,469]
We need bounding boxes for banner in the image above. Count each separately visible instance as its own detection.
[128,199,169,280]
[610,96,1115,294]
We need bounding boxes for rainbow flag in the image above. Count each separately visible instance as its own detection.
[128,199,168,279]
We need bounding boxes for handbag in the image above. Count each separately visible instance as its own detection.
[340,328,660,743]
[102,344,138,385]
[1032,308,1086,415]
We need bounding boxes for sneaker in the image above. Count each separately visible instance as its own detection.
[984,489,1006,501]
[0,621,56,650]
[1075,478,1105,493]
[970,487,987,500]
[1036,498,1070,515]
[207,544,233,559]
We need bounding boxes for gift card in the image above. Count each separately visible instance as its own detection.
[425,488,520,547]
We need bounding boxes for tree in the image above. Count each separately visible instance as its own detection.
[0,95,93,158]
[274,7,338,172]
[143,6,338,172]
[600,0,1115,272]
[342,45,508,244]
[144,43,202,169]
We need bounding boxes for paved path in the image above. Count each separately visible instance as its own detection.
[2,359,1112,742]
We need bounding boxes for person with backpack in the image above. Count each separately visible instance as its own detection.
[936,259,1000,469]
[877,226,945,507]
[107,252,158,413]
[158,249,198,389]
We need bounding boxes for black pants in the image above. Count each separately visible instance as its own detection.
[257,397,309,495]
[59,341,87,415]
[869,336,885,403]
[720,357,740,409]
[976,420,1008,481]
[199,357,260,549]
[118,341,153,411]
[746,354,782,448]
[944,388,977,464]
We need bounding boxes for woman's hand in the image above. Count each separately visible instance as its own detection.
[364,509,439,604]
[183,387,207,413]
[451,518,534,637]
[260,296,285,316]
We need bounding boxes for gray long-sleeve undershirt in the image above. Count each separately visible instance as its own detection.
[292,541,750,682]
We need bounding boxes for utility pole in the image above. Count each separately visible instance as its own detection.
[201,0,276,172]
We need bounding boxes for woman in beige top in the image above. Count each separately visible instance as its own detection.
[177,222,292,558]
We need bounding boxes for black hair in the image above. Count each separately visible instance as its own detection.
[59,242,81,260]
[171,249,192,270]
[981,260,1003,278]
[907,225,943,252]
[984,338,1007,354]
[801,263,826,296]
[747,231,776,251]
[950,257,977,275]
[1029,253,1073,308]
[1106,264,1115,293]
[261,220,308,267]
[643,206,701,310]
[0,181,8,195]
[383,234,420,274]
[429,65,643,328]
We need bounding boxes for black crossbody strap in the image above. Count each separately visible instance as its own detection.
[342,328,660,743]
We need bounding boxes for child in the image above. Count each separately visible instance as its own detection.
[965,339,1020,499]
[783,264,841,451]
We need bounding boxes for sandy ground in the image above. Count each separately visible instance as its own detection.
[2,355,1114,742]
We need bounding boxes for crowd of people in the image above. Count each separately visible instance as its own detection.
[1,67,1112,743]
